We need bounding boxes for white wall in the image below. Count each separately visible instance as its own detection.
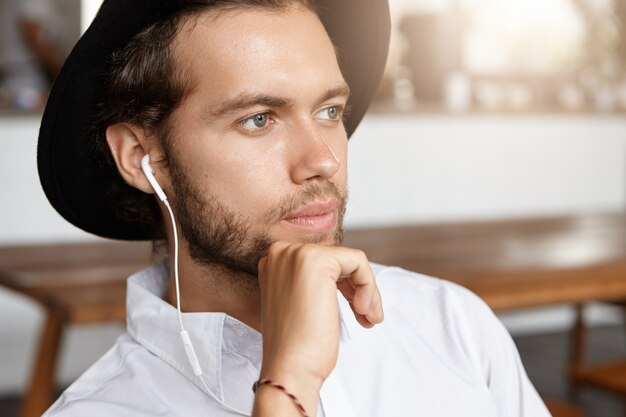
[1,113,625,395]
[347,114,626,226]
[2,117,97,244]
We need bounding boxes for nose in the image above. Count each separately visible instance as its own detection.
[289,123,341,184]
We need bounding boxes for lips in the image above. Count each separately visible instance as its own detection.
[281,200,339,231]
[283,200,339,220]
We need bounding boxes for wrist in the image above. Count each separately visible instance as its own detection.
[260,346,333,390]
[253,379,310,417]
[259,362,325,394]
[253,381,317,417]
[256,366,322,416]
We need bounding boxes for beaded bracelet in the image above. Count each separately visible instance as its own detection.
[252,379,309,417]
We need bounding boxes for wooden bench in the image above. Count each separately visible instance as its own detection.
[569,300,626,397]
[0,241,155,417]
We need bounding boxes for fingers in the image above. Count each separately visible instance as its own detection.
[331,250,384,328]
[261,241,384,329]
[336,278,355,302]
[337,278,372,327]
[369,286,384,324]
[348,285,384,328]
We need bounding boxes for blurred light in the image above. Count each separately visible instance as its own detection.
[464,0,585,75]
[558,83,585,111]
[390,0,454,19]
[81,0,103,33]
[444,71,472,112]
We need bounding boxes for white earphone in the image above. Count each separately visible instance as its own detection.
[140,154,167,202]
[140,154,208,390]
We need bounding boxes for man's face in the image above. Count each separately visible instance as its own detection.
[164,5,349,276]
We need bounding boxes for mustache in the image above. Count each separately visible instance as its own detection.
[261,182,347,224]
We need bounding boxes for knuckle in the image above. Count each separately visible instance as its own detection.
[354,249,366,259]
[296,242,313,254]
[267,241,282,257]
[257,256,267,270]
[292,243,325,268]
[292,244,311,261]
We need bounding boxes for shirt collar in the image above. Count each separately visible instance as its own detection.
[125,260,351,411]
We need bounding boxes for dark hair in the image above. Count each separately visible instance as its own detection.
[92,0,316,239]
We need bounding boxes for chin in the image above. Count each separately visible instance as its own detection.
[273,227,340,246]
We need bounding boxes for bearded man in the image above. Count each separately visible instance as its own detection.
[37,0,551,416]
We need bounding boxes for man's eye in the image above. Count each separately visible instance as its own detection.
[319,105,342,120]
[241,113,269,130]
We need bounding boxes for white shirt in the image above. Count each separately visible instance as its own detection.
[43,261,551,417]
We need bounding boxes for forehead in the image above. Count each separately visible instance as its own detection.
[171,5,344,105]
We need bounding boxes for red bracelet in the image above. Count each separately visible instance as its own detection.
[252,379,309,417]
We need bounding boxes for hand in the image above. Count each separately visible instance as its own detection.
[253,241,384,416]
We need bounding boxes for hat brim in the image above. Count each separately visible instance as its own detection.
[37,0,390,240]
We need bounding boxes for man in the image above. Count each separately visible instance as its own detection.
[37,0,552,416]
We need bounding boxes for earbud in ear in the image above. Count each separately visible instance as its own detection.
[140,154,168,202]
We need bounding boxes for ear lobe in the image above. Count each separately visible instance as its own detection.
[105,123,158,195]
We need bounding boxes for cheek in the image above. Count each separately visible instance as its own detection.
[332,138,349,182]
[194,144,287,212]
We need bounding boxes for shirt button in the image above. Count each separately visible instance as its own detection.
[235,324,247,337]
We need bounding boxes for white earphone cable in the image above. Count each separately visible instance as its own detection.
[164,199,185,331]
[141,154,213,392]
[163,199,205,379]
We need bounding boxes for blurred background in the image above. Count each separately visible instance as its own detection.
[1,0,625,416]
[378,0,626,115]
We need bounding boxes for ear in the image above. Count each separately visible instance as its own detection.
[105,123,167,195]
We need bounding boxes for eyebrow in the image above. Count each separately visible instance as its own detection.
[205,83,351,119]
[315,84,351,107]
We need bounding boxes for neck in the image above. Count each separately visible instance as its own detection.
[165,241,262,332]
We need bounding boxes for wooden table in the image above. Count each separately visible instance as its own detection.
[2,211,625,416]
[344,212,626,311]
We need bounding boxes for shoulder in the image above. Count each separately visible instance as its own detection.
[42,334,170,417]
[365,263,512,370]
[370,262,494,328]
[335,263,550,416]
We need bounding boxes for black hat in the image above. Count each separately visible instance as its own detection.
[37,0,390,240]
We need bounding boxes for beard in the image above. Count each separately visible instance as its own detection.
[168,156,347,278]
